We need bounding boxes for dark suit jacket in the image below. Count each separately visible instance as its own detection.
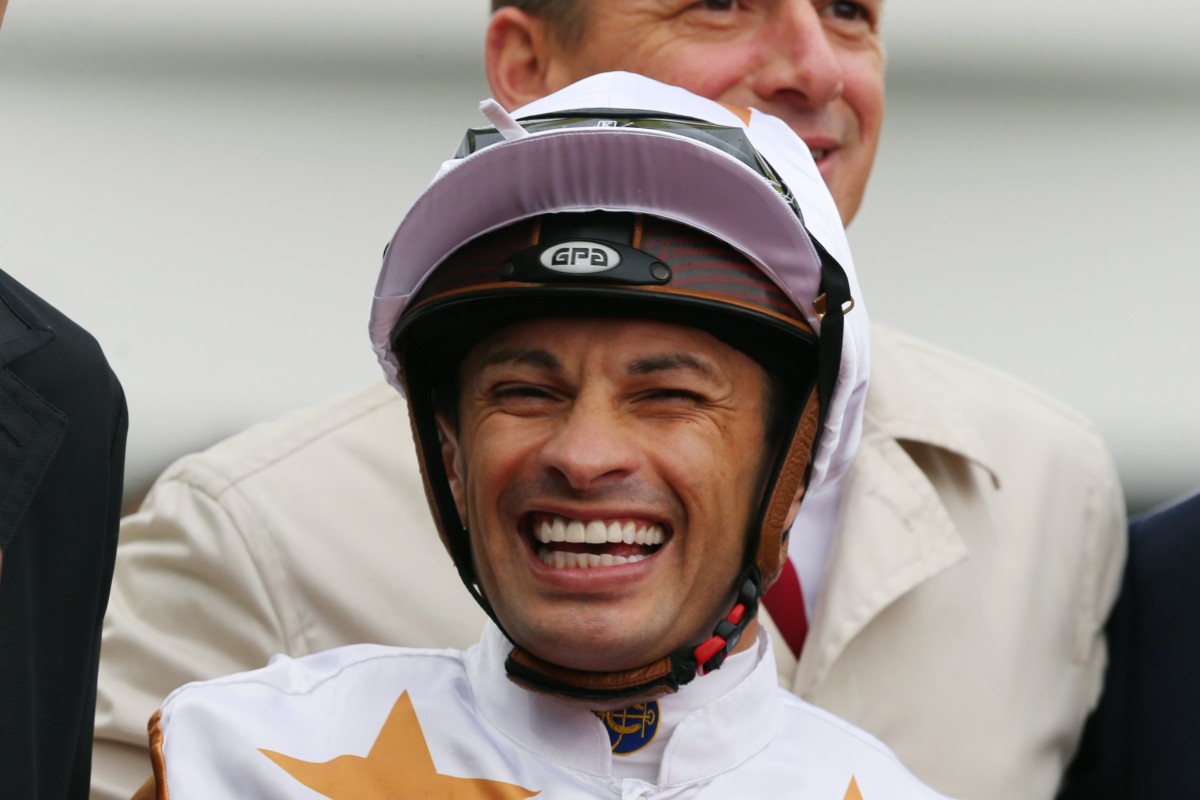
[0,270,128,798]
[1058,490,1200,798]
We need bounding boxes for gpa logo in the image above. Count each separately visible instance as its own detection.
[539,241,622,274]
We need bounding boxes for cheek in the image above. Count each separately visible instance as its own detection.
[657,423,760,503]
[460,422,533,511]
[651,46,759,102]
[841,51,886,138]
[584,33,757,104]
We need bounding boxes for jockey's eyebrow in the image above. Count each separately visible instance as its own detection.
[478,347,561,373]
[628,353,718,381]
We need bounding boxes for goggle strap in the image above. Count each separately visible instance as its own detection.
[810,236,852,438]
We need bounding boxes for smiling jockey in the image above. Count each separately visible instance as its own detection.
[134,73,951,800]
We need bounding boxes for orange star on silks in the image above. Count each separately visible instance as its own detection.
[843,775,865,800]
[259,691,539,799]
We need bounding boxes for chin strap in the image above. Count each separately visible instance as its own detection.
[505,568,763,703]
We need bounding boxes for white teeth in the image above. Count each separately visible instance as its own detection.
[533,516,666,568]
[538,547,650,569]
[534,517,664,545]
[584,520,607,544]
[537,519,567,543]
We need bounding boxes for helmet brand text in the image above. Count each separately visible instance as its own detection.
[540,242,622,274]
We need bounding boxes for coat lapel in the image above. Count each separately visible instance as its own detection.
[0,278,67,554]
[791,429,968,695]
[789,325,1001,696]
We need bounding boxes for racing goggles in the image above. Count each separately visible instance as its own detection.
[454,110,805,226]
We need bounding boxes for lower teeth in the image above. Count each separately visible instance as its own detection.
[538,549,648,568]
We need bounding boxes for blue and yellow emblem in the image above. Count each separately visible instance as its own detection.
[596,701,660,756]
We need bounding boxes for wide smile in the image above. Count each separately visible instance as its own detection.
[528,513,667,570]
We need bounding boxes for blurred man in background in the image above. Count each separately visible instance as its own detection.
[92,3,1126,799]
[0,268,127,797]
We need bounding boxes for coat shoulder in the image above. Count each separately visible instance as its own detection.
[870,324,1111,463]
[151,382,409,498]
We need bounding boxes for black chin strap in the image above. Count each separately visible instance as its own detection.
[504,568,762,703]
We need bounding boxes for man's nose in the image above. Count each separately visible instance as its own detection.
[749,1,845,109]
[538,399,640,493]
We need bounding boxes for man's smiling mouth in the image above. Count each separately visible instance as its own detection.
[531,514,666,569]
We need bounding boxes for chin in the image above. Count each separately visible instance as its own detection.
[535,638,663,674]
[519,617,673,674]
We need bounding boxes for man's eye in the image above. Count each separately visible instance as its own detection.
[645,389,706,404]
[697,0,738,10]
[492,385,553,401]
[825,0,872,24]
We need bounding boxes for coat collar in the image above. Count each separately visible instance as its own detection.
[858,325,1000,487]
[0,272,56,366]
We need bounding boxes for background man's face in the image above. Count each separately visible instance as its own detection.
[440,317,774,672]
[539,0,885,224]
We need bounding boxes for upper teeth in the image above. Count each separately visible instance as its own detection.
[810,148,828,160]
[535,518,664,546]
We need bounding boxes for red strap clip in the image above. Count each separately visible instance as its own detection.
[693,603,747,676]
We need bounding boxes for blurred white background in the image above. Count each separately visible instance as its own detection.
[2,0,1197,512]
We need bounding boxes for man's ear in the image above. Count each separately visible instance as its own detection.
[436,411,468,523]
[782,481,808,534]
[774,481,809,566]
[485,7,562,109]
